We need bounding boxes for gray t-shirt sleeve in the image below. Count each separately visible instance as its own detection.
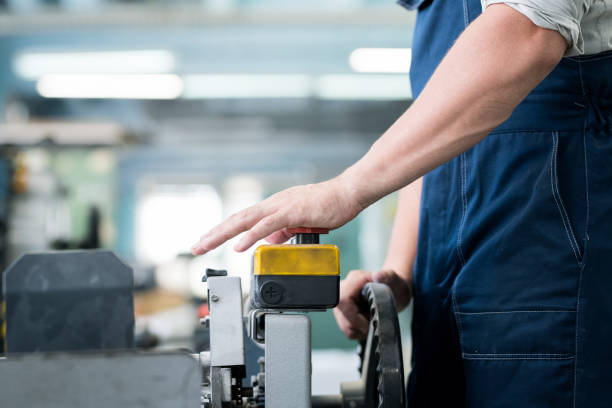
[481,0,595,56]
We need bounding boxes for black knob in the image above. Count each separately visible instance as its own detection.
[202,268,228,282]
[294,233,319,244]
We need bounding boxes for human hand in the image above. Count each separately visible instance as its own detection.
[191,176,364,255]
[334,269,412,340]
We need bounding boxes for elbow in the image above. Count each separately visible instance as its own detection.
[529,27,566,76]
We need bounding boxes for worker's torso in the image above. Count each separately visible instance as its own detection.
[407,1,612,407]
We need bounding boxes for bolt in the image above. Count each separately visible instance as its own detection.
[210,294,219,302]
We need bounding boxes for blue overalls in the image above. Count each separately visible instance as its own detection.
[403,0,612,406]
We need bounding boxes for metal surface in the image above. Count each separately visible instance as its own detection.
[265,313,311,408]
[3,250,134,352]
[207,276,245,367]
[0,351,201,408]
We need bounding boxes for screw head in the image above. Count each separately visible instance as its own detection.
[210,294,219,302]
[260,281,284,305]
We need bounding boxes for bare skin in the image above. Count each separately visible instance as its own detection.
[191,5,566,257]
[191,4,567,335]
[334,180,421,339]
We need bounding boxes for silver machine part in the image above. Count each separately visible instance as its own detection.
[265,313,311,408]
[0,351,201,408]
[202,275,247,408]
[207,276,245,367]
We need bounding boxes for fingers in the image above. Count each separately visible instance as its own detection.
[372,269,413,311]
[333,270,374,340]
[234,212,289,252]
[333,307,369,340]
[265,228,294,244]
[191,205,266,255]
[190,179,364,256]
[335,299,370,340]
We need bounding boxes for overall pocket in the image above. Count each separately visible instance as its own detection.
[454,306,576,408]
[550,131,588,265]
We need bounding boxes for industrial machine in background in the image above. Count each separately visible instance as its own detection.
[3,250,134,353]
[0,232,405,407]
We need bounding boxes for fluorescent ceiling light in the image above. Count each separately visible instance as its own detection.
[315,74,411,100]
[37,74,183,99]
[182,74,410,100]
[14,50,176,80]
[349,48,411,73]
[35,73,410,100]
[183,74,312,99]
[0,121,122,145]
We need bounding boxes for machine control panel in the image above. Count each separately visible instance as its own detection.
[251,228,340,309]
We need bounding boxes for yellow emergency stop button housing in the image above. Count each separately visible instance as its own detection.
[253,244,339,276]
[252,244,340,309]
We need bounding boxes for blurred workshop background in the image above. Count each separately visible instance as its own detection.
[0,0,415,393]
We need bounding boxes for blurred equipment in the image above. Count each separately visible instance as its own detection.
[201,229,405,408]
[0,351,200,408]
[0,244,404,407]
[3,250,134,352]
[0,250,200,408]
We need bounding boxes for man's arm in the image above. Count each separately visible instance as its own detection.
[334,181,421,339]
[382,179,422,282]
[192,4,567,255]
[342,3,567,209]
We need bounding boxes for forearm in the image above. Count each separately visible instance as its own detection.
[342,4,566,209]
[381,178,422,282]
[191,5,568,256]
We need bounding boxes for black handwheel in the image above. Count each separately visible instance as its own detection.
[359,283,405,408]
[313,283,405,408]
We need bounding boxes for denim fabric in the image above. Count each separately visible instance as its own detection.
[408,0,612,407]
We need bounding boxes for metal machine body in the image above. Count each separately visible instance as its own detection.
[0,352,201,408]
[203,228,338,407]
[3,250,134,352]
[265,313,311,408]
[202,229,405,408]
[201,272,247,407]
[203,267,314,408]
[0,250,198,408]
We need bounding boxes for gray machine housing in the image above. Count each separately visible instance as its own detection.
[3,250,134,352]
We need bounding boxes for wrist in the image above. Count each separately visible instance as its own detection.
[337,165,377,213]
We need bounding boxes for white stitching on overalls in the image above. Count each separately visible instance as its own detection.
[452,291,465,345]
[456,310,576,315]
[550,132,582,264]
[574,60,589,408]
[456,153,468,267]
[462,353,574,361]
[462,0,470,27]
[455,0,470,269]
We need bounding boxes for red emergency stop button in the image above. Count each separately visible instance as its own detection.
[287,227,329,234]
